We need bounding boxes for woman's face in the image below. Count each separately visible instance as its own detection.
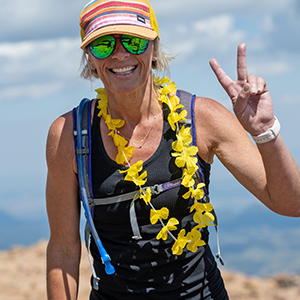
[88,35,156,95]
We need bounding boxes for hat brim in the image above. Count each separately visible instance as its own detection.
[80,25,158,49]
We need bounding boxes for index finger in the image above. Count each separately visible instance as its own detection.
[209,58,234,92]
[237,43,248,82]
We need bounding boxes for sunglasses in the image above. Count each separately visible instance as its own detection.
[89,34,149,60]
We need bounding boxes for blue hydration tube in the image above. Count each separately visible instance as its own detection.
[76,99,115,275]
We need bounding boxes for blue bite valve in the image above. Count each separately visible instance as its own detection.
[105,261,115,275]
[98,241,115,275]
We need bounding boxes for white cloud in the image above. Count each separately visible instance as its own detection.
[151,0,294,18]
[167,14,245,64]
[259,15,275,33]
[0,38,82,100]
[249,61,292,76]
[194,14,234,37]
[0,82,64,101]
[0,0,82,41]
[281,93,300,104]
[193,14,245,49]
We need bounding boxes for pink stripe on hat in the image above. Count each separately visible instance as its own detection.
[85,14,152,37]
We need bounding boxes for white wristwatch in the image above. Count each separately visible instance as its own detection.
[252,117,281,144]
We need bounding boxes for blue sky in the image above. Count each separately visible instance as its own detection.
[0,0,299,274]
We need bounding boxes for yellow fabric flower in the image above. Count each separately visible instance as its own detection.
[193,211,215,228]
[186,228,206,252]
[160,82,177,96]
[110,132,127,147]
[160,94,182,112]
[172,127,193,155]
[119,160,143,174]
[181,167,199,188]
[120,161,147,186]
[172,139,184,153]
[97,98,108,119]
[194,183,206,200]
[168,94,180,109]
[172,229,189,255]
[140,187,152,205]
[183,187,195,200]
[182,182,205,200]
[153,75,171,86]
[190,202,214,214]
[178,125,193,146]
[172,145,198,169]
[150,207,169,224]
[115,145,135,165]
[158,94,169,106]
[168,110,187,131]
[156,218,179,241]
[190,202,215,227]
[125,170,147,186]
[95,88,107,100]
[105,114,125,131]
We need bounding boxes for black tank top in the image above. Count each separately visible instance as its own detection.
[90,103,228,300]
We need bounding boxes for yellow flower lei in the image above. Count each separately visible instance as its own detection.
[96,75,215,255]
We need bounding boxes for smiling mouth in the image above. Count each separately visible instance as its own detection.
[110,66,137,75]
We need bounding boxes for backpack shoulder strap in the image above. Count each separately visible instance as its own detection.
[73,99,94,199]
[177,90,206,189]
[73,99,115,289]
[177,90,224,265]
[177,89,194,122]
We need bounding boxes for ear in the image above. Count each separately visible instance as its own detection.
[152,43,158,62]
[87,55,96,70]
[152,53,158,63]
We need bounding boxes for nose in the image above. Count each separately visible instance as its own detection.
[111,38,130,60]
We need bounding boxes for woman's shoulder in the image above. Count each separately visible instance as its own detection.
[195,95,229,114]
[46,110,76,172]
[47,110,74,148]
[194,96,240,130]
[192,95,248,163]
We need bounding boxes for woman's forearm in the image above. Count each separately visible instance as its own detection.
[257,134,300,217]
[46,241,81,300]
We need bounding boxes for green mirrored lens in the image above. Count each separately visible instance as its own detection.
[121,35,149,55]
[89,35,115,59]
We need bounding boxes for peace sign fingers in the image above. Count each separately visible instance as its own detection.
[209,43,248,104]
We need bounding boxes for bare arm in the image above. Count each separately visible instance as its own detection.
[195,97,300,217]
[195,43,300,217]
[46,111,82,300]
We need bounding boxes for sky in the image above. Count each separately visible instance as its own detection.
[0,0,300,274]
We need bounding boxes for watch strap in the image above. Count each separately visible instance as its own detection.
[252,117,280,144]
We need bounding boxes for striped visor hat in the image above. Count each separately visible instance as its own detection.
[79,0,160,49]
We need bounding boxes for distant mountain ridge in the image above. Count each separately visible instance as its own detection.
[0,211,49,249]
[1,201,299,277]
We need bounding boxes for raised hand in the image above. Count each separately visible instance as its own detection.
[209,43,275,136]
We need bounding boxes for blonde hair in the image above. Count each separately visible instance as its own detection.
[79,38,173,81]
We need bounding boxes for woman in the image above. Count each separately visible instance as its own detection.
[46,0,300,299]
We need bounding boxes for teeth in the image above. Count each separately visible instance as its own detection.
[112,66,135,74]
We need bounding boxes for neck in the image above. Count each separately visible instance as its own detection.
[105,75,161,125]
